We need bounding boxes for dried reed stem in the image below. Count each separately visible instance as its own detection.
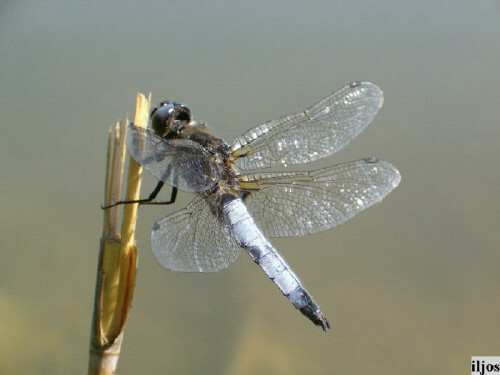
[88,93,151,374]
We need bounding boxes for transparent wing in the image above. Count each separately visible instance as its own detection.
[151,196,241,272]
[241,158,400,237]
[231,82,384,170]
[126,123,219,192]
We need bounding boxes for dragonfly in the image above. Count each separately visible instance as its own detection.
[107,82,401,331]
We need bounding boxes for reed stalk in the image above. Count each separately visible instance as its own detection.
[88,93,151,374]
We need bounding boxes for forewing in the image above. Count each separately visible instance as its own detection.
[126,123,219,192]
[241,158,400,237]
[231,82,384,170]
[151,196,241,272]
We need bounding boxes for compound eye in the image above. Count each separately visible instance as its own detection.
[151,102,175,136]
[150,101,169,118]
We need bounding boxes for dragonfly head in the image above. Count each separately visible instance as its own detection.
[151,101,192,137]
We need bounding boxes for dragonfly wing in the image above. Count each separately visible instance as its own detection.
[126,123,219,192]
[241,158,400,237]
[231,82,384,170]
[151,196,241,272]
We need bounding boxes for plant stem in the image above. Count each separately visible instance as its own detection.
[88,93,151,374]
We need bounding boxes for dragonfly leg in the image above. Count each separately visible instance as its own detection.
[140,186,177,205]
[101,181,176,209]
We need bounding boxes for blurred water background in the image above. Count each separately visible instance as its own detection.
[1,1,499,374]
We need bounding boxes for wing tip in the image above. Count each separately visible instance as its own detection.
[348,81,384,108]
[362,157,402,191]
